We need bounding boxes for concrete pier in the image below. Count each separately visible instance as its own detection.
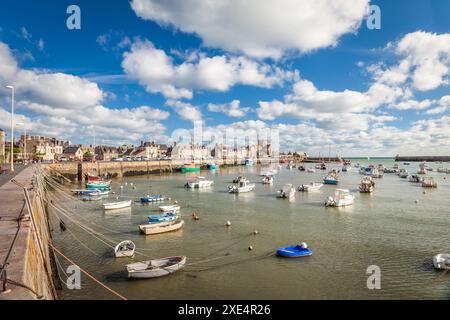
[0,166,57,300]
[42,159,276,181]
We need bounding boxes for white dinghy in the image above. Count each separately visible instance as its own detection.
[139,219,184,235]
[103,200,132,210]
[126,256,187,278]
[433,254,450,270]
[114,240,136,258]
[159,205,181,213]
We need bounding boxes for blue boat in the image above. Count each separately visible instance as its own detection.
[140,194,166,203]
[244,158,254,166]
[208,163,218,170]
[276,243,313,258]
[148,212,178,224]
[323,177,339,185]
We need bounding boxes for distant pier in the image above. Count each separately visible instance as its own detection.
[395,155,450,162]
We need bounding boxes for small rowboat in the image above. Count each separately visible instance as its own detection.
[80,195,103,201]
[114,240,136,258]
[139,219,184,235]
[126,256,186,278]
[148,212,179,224]
[103,200,132,210]
[277,243,312,258]
[159,205,180,213]
[140,194,167,203]
[433,254,450,270]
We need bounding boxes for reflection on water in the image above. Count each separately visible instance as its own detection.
[50,160,450,300]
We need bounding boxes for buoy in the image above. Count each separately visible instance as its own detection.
[125,182,128,186]
[120,185,123,189]
[192,212,199,220]
[130,183,133,186]
[248,246,253,251]
[116,196,119,200]
[423,191,426,194]
[253,230,259,235]
[226,221,231,227]
[415,199,419,204]
[174,200,178,204]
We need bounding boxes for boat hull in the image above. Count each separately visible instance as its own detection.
[127,256,186,278]
[276,246,313,258]
[103,200,132,210]
[139,220,184,235]
[181,167,200,173]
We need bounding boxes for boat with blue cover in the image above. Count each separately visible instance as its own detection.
[140,194,168,203]
[276,243,312,258]
[148,212,179,224]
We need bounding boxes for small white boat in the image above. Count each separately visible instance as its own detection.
[359,177,375,193]
[103,200,132,210]
[126,256,186,278]
[433,254,450,270]
[139,219,184,235]
[398,168,409,178]
[114,240,136,258]
[417,163,427,175]
[421,177,437,188]
[325,189,354,207]
[262,175,274,184]
[277,184,296,199]
[228,179,255,193]
[306,168,316,173]
[185,176,214,188]
[297,182,323,192]
[159,205,180,213]
[408,175,423,183]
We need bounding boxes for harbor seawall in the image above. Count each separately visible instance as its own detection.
[42,158,276,181]
[0,166,57,300]
[395,155,450,162]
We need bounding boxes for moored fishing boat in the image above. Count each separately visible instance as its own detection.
[277,184,296,199]
[244,158,254,166]
[276,242,312,258]
[86,181,111,190]
[325,189,354,207]
[409,175,423,183]
[185,176,214,188]
[298,165,306,171]
[228,179,255,193]
[433,254,450,270]
[103,200,132,210]
[359,176,375,193]
[261,175,274,184]
[417,163,427,175]
[181,163,200,173]
[421,177,437,188]
[80,195,103,201]
[323,170,339,185]
[114,240,136,258]
[398,168,408,178]
[159,205,180,213]
[207,163,218,170]
[307,168,316,173]
[139,219,184,235]
[126,256,186,278]
[297,182,323,192]
[148,212,179,224]
[140,194,168,203]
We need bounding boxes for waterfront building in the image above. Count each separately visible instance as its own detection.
[95,146,119,161]
[19,135,67,162]
[62,146,83,161]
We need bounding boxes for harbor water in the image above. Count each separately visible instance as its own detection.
[49,159,450,300]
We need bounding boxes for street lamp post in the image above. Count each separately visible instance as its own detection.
[16,122,26,164]
[6,85,14,172]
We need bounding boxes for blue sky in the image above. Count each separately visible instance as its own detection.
[0,0,450,156]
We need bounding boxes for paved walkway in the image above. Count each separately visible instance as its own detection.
[0,166,35,299]
[0,165,26,188]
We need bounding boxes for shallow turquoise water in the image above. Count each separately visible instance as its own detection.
[49,160,450,300]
